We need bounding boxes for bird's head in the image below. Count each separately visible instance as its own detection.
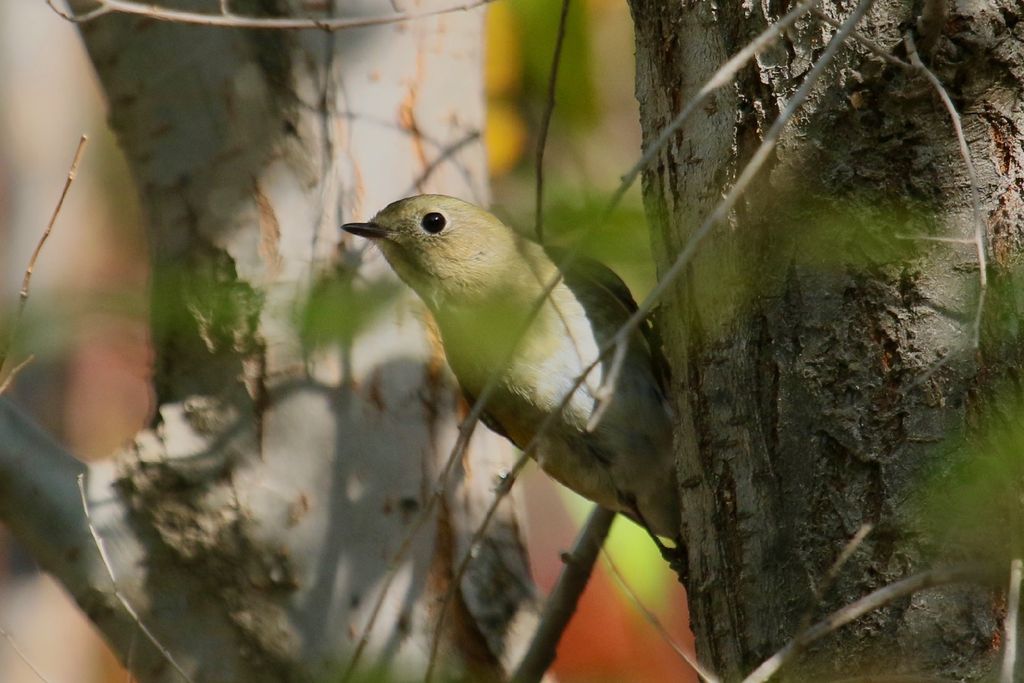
[342,195,529,305]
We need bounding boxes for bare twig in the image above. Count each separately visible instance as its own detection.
[422,451,530,682]
[916,0,949,56]
[589,0,873,420]
[895,233,975,245]
[585,338,627,433]
[603,550,718,683]
[906,32,988,351]
[795,524,873,634]
[0,355,36,396]
[0,624,52,683]
[406,130,481,195]
[47,0,494,31]
[77,474,194,683]
[825,676,961,683]
[810,9,909,68]
[742,564,989,683]
[362,2,863,676]
[1001,558,1023,683]
[606,0,822,216]
[511,506,616,683]
[0,135,87,382]
[533,0,571,244]
[426,6,875,676]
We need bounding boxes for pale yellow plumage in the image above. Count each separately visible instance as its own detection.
[343,195,680,538]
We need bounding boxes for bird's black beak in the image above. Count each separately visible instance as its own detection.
[342,222,389,239]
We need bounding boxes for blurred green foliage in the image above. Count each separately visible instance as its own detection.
[510,0,597,127]
[299,272,400,350]
[495,190,654,299]
[915,388,1024,563]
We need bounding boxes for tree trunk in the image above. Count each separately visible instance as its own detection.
[0,2,538,681]
[629,0,1023,679]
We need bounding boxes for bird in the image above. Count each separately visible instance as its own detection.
[342,195,681,543]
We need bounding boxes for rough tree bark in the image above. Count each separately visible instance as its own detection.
[0,2,538,681]
[629,0,1023,680]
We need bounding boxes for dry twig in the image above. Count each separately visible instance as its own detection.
[0,135,87,389]
[810,8,908,68]
[0,624,52,683]
[47,0,494,31]
[426,3,875,676]
[603,550,717,682]
[345,2,573,674]
[511,506,615,683]
[1001,558,1023,683]
[77,474,193,683]
[533,0,571,244]
[361,1,866,677]
[606,0,822,215]
[795,524,873,634]
[0,356,36,396]
[905,32,988,351]
[589,0,873,429]
[742,564,989,683]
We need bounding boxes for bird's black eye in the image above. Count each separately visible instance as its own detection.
[421,212,446,234]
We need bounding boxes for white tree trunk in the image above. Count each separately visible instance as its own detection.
[0,2,538,680]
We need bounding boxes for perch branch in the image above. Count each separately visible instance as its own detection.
[511,506,616,683]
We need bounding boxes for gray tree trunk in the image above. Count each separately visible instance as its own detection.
[0,2,538,681]
[629,0,1023,679]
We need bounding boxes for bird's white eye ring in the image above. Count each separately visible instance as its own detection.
[421,212,446,234]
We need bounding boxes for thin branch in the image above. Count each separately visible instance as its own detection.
[606,0,822,216]
[425,7,875,676]
[603,550,718,683]
[341,321,534,680]
[511,506,616,683]
[585,338,627,433]
[895,233,975,245]
[47,0,495,31]
[422,451,530,683]
[0,135,87,379]
[0,356,35,396]
[0,624,52,683]
[533,0,571,243]
[76,474,194,683]
[1001,558,1023,683]
[825,677,961,683]
[795,524,873,634]
[406,130,481,195]
[809,9,909,68]
[915,0,949,56]
[591,0,874,419]
[362,2,862,676]
[906,32,988,351]
[742,564,990,683]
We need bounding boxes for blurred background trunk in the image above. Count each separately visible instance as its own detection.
[630,0,1023,679]
[0,1,540,680]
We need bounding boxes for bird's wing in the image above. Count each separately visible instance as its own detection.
[542,245,671,395]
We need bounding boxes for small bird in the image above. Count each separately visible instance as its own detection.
[342,195,680,541]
